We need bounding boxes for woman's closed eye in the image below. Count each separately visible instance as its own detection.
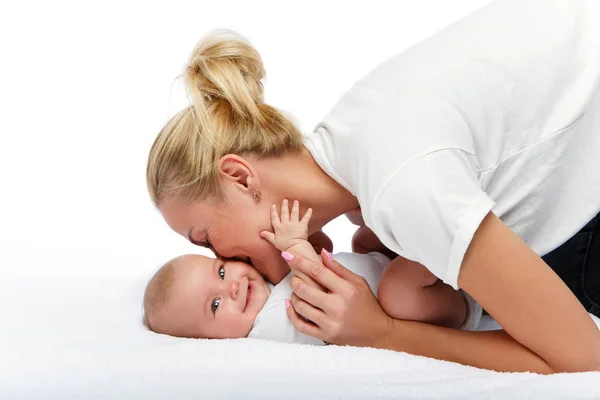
[187,229,212,249]
[205,232,213,249]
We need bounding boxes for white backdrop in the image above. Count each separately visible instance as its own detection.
[0,0,493,277]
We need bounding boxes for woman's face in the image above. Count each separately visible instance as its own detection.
[159,191,291,284]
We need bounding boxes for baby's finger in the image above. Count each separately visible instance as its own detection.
[270,204,280,227]
[260,230,276,245]
[280,199,290,222]
[291,200,300,221]
[301,207,313,225]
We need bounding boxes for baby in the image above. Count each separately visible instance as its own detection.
[143,200,481,344]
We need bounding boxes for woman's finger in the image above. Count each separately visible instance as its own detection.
[290,276,329,311]
[289,293,327,327]
[286,298,324,340]
[292,268,326,292]
[321,249,364,285]
[284,252,348,293]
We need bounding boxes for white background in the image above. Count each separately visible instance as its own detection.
[0,0,492,277]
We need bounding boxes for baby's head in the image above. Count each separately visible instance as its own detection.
[143,254,271,339]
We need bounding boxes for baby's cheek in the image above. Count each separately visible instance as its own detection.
[219,314,250,338]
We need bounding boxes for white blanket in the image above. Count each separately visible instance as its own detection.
[2,274,599,399]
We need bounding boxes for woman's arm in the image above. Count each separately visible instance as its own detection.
[458,212,600,372]
[284,213,600,373]
[374,319,554,373]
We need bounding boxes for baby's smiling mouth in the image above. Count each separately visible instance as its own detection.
[244,282,253,312]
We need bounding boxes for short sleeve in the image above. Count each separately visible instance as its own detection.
[369,149,495,289]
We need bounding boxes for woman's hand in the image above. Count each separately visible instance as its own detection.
[284,249,394,347]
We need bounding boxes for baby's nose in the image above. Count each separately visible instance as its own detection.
[229,281,239,300]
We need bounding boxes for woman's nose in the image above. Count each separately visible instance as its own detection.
[228,281,239,300]
[212,247,223,259]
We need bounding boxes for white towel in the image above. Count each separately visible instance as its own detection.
[1,274,599,399]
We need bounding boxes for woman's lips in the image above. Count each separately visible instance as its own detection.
[245,282,253,311]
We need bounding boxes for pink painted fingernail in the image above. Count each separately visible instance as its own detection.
[322,248,333,262]
[285,299,291,309]
[281,251,294,261]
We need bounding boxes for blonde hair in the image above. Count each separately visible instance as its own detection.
[147,30,303,206]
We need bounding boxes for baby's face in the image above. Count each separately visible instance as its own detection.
[157,254,271,339]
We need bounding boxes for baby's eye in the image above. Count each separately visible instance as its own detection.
[211,298,221,313]
[218,266,225,280]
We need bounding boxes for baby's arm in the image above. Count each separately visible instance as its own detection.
[260,199,321,263]
[378,256,468,329]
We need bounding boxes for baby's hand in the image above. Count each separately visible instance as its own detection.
[260,199,312,252]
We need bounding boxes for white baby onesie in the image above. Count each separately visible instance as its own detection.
[247,252,481,345]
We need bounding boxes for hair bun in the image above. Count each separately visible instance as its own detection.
[185,29,265,123]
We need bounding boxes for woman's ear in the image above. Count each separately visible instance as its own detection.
[219,154,260,193]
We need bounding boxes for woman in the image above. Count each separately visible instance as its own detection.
[147,0,600,373]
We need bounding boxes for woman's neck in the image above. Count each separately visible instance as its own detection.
[256,147,359,232]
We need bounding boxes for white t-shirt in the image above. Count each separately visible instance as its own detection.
[248,252,482,344]
[303,0,600,289]
[248,252,387,345]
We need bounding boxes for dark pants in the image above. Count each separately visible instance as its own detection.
[541,211,600,317]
